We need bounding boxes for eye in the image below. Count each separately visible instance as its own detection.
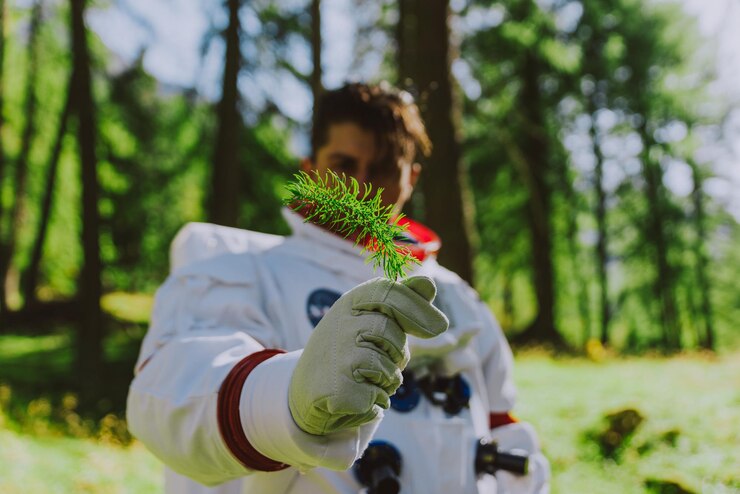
[332,159,357,174]
[368,164,401,183]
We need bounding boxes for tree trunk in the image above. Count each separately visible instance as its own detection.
[0,0,7,315]
[688,160,714,350]
[209,0,242,227]
[397,0,476,285]
[310,0,322,125]
[514,50,562,345]
[590,107,610,345]
[70,0,103,404]
[580,15,610,347]
[22,74,75,307]
[397,0,410,87]
[502,273,514,331]
[0,0,42,313]
[638,126,680,350]
[562,175,592,347]
[495,120,562,347]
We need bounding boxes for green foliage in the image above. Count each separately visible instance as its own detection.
[284,170,417,280]
[0,382,132,446]
[0,0,736,354]
[98,62,213,291]
[0,0,301,302]
[0,428,161,493]
[460,0,738,351]
[237,114,296,235]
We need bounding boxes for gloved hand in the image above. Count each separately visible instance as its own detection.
[491,422,550,494]
[407,280,482,375]
[289,276,449,436]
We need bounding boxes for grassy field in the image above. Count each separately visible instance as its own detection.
[1,329,738,493]
[515,350,740,493]
[0,429,162,494]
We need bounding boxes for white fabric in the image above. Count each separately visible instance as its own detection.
[126,325,261,486]
[127,207,547,493]
[490,423,550,494]
[242,350,382,471]
[170,221,283,272]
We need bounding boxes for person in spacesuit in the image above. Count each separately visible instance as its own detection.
[126,82,550,494]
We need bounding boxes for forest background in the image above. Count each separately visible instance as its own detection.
[0,0,738,492]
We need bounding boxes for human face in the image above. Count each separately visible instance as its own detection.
[301,122,420,213]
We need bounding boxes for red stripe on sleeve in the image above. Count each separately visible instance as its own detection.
[217,349,290,472]
[489,412,519,430]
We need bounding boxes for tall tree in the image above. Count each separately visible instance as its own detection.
[70,0,103,401]
[516,45,559,343]
[209,0,243,227]
[397,0,476,285]
[310,0,322,123]
[0,0,7,316]
[688,158,714,350]
[639,126,681,348]
[21,74,75,307]
[620,5,685,349]
[590,106,610,345]
[463,0,583,346]
[578,0,616,345]
[561,169,593,346]
[0,0,42,312]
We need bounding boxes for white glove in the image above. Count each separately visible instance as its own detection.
[407,280,481,375]
[289,276,449,436]
[491,422,551,494]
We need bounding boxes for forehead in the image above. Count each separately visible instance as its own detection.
[319,122,377,161]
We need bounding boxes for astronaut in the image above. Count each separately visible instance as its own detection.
[126,83,550,494]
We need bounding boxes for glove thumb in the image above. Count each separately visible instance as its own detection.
[401,276,437,303]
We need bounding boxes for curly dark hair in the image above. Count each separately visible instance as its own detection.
[311,82,431,171]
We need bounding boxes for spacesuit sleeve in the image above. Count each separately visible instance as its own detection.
[126,255,375,486]
[477,304,518,414]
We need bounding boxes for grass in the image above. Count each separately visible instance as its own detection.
[514,349,740,493]
[0,301,738,493]
[0,428,161,494]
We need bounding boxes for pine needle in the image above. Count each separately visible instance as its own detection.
[284,170,419,280]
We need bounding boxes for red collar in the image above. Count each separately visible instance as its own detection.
[394,217,441,262]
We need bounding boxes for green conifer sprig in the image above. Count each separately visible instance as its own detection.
[284,170,419,280]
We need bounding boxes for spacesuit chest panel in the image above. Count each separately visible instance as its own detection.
[259,248,361,350]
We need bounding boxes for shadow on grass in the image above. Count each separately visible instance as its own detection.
[0,316,146,442]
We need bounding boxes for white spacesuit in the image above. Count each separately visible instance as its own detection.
[126,208,550,494]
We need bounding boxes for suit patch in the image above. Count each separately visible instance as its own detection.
[306,288,342,327]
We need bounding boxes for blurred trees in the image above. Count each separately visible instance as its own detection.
[461,0,733,350]
[0,0,736,355]
[0,0,6,315]
[310,0,322,119]
[464,0,578,345]
[0,0,41,314]
[70,0,103,399]
[21,61,72,307]
[687,158,715,350]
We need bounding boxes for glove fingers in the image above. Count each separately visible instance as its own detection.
[352,347,403,394]
[401,276,437,302]
[326,382,390,415]
[322,404,384,433]
[353,313,409,365]
[353,278,448,339]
